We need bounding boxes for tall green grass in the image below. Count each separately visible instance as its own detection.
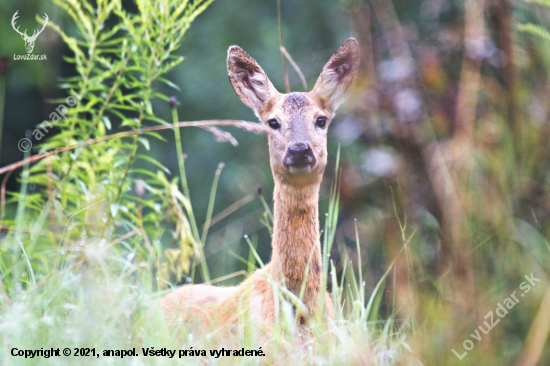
[0,163,413,365]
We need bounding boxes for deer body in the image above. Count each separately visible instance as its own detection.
[162,39,359,332]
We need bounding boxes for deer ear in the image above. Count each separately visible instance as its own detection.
[312,38,360,111]
[227,46,278,114]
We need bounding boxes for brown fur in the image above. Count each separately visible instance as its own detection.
[161,38,359,334]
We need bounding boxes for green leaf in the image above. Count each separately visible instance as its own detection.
[157,77,181,91]
[103,116,112,130]
[110,203,120,217]
[138,137,150,151]
[518,23,550,43]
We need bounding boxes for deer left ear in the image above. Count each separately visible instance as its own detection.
[312,38,360,111]
[227,46,278,115]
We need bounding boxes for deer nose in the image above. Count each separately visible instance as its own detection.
[289,143,309,154]
[283,143,316,169]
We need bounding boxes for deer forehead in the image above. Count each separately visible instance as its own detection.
[266,93,325,125]
[282,93,310,113]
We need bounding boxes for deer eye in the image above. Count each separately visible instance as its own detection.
[267,119,280,130]
[316,117,327,128]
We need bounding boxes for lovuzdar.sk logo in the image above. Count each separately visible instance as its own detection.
[11,10,48,61]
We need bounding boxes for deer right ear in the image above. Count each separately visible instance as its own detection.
[312,38,360,111]
[227,46,278,114]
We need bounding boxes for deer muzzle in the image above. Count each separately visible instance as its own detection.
[283,142,317,171]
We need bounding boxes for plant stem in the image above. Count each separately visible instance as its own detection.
[0,74,5,162]
[258,194,273,223]
[200,163,224,246]
[14,149,30,243]
[277,0,290,93]
[172,107,209,282]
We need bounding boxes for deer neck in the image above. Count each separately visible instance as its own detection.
[268,179,322,299]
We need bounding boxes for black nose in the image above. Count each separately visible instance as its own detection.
[283,143,316,168]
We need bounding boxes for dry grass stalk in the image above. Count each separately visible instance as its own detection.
[516,285,550,366]
[280,46,307,90]
[454,0,485,143]
[0,120,271,176]
[200,126,239,146]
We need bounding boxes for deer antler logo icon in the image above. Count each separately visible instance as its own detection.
[11,11,48,54]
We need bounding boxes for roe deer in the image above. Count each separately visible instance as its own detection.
[161,38,359,332]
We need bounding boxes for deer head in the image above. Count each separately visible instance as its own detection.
[227,38,359,187]
[12,11,49,54]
